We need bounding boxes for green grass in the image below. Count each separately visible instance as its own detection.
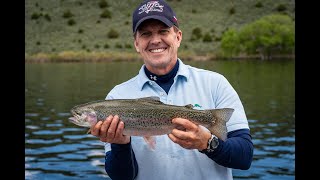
[25,0,295,60]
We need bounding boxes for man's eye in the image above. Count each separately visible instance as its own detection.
[160,30,169,34]
[141,32,151,36]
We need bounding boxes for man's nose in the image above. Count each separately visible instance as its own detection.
[150,34,161,44]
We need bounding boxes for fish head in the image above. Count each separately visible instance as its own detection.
[69,107,98,128]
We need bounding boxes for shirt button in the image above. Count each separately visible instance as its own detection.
[149,82,153,85]
[160,92,165,96]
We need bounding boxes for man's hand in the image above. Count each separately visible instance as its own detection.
[90,115,130,144]
[168,118,211,150]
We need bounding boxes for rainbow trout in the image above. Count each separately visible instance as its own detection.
[69,97,234,142]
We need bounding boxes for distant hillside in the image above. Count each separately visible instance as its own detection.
[25,0,295,59]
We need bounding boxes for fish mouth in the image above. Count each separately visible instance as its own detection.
[69,110,82,124]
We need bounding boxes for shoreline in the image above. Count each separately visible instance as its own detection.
[25,51,295,63]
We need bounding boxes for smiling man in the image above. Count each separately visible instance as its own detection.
[134,19,181,75]
[91,0,254,180]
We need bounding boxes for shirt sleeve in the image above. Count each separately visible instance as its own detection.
[105,141,139,180]
[202,128,254,170]
[104,91,139,179]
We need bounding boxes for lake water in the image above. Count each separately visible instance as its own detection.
[25,59,295,179]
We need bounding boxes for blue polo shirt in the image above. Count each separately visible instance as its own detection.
[104,59,253,180]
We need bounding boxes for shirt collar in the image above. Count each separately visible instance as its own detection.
[137,58,189,91]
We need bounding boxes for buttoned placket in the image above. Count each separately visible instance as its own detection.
[147,80,168,103]
[166,76,179,105]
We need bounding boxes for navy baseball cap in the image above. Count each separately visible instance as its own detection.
[132,0,179,33]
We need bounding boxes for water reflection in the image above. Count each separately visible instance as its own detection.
[25,60,294,179]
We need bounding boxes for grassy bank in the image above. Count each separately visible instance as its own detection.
[24,50,213,63]
[25,0,295,60]
[25,50,294,63]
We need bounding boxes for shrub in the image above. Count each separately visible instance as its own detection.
[220,14,295,59]
[215,36,222,41]
[67,19,76,26]
[104,44,110,49]
[255,2,263,8]
[107,29,119,38]
[44,14,51,22]
[202,33,213,42]
[190,27,202,41]
[31,13,41,20]
[100,9,112,19]
[229,7,236,15]
[62,10,73,18]
[276,4,287,12]
[125,44,132,49]
[99,0,109,8]
[115,43,123,49]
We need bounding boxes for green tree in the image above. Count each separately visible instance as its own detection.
[220,28,240,57]
[220,14,295,59]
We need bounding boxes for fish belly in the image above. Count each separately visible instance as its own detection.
[121,117,175,136]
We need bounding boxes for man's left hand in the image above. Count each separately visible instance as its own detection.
[168,118,211,150]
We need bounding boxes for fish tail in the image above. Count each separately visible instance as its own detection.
[207,108,234,141]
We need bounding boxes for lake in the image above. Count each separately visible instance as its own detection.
[25,59,295,179]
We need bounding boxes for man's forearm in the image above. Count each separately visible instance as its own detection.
[204,129,254,170]
[105,142,138,180]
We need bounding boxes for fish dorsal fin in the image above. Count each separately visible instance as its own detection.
[137,96,163,104]
[184,104,194,109]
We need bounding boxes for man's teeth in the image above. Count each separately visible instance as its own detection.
[150,48,166,53]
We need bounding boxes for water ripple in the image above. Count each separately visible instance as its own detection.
[26,139,62,144]
[26,143,90,155]
[32,130,64,135]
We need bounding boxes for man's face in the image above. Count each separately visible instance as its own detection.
[134,19,182,75]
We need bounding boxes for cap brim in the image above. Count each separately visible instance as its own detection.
[133,15,174,33]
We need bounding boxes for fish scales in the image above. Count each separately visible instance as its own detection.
[69,97,234,140]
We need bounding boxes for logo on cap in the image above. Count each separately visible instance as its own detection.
[139,1,164,14]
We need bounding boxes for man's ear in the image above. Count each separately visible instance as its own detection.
[176,30,182,48]
[134,40,140,53]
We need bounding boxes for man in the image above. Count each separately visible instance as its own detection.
[91,0,253,179]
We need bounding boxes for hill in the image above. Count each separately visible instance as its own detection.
[25,0,295,61]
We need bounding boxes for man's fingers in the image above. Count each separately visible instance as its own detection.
[115,121,125,139]
[172,118,197,131]
[168,133,192,149]
[171,128,189,140]
[90,121,103,136]
[106,115,120,140]
[168,133,176,142]
[100,115,113,138]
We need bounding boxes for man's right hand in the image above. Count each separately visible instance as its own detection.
[90,115,130,144]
